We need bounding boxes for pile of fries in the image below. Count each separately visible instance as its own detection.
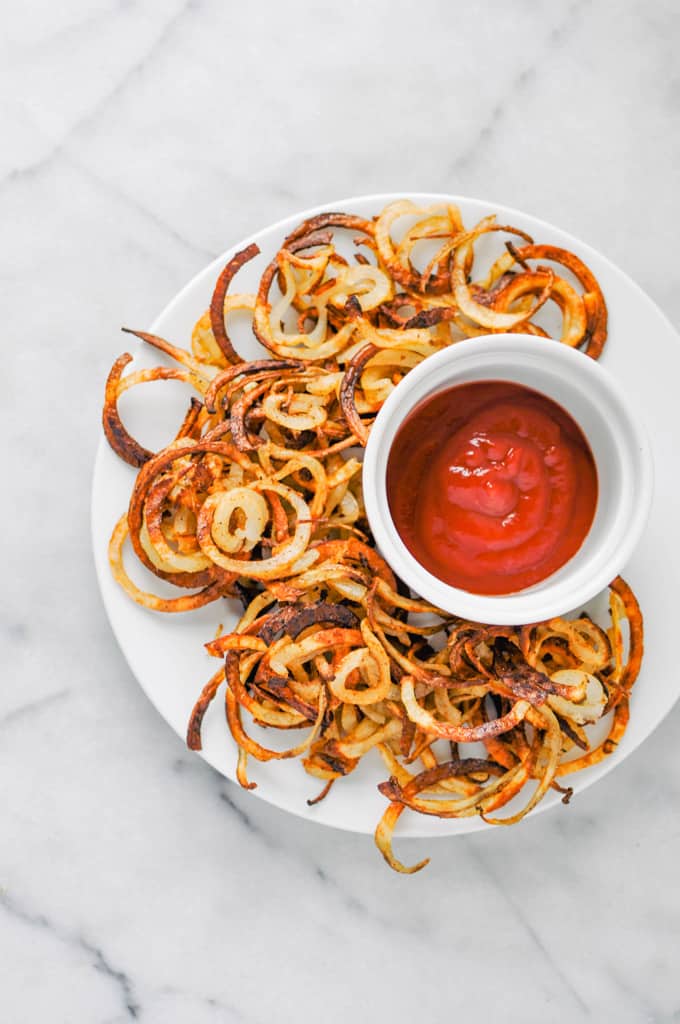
[103,200,641,871]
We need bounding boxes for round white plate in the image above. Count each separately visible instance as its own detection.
[92,193,679,837]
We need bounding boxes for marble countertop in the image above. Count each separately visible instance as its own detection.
[4,1,680,1021]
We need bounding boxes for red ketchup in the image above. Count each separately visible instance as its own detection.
[386,381,597,595]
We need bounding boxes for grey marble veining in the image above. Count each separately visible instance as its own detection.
[3,1,680,1021]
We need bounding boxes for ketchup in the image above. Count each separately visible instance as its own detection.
[386,381,597,595]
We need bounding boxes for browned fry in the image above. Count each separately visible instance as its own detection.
[283,212,375,247]
[122,328,214,378]
[210,243,260,364]
[187,667,225,750]
[507,243,608,358]
[204,359,305,413]
[175,397,205,441]
[102,354,154,467]
[339,343,377,445]
[307,779,335,806]
[609,576,643,693]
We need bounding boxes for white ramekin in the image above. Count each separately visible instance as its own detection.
[362,334,653,625]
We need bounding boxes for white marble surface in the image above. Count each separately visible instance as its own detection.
[3,1,680,1021]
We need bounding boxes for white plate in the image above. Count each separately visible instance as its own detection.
[92,193,680,837]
